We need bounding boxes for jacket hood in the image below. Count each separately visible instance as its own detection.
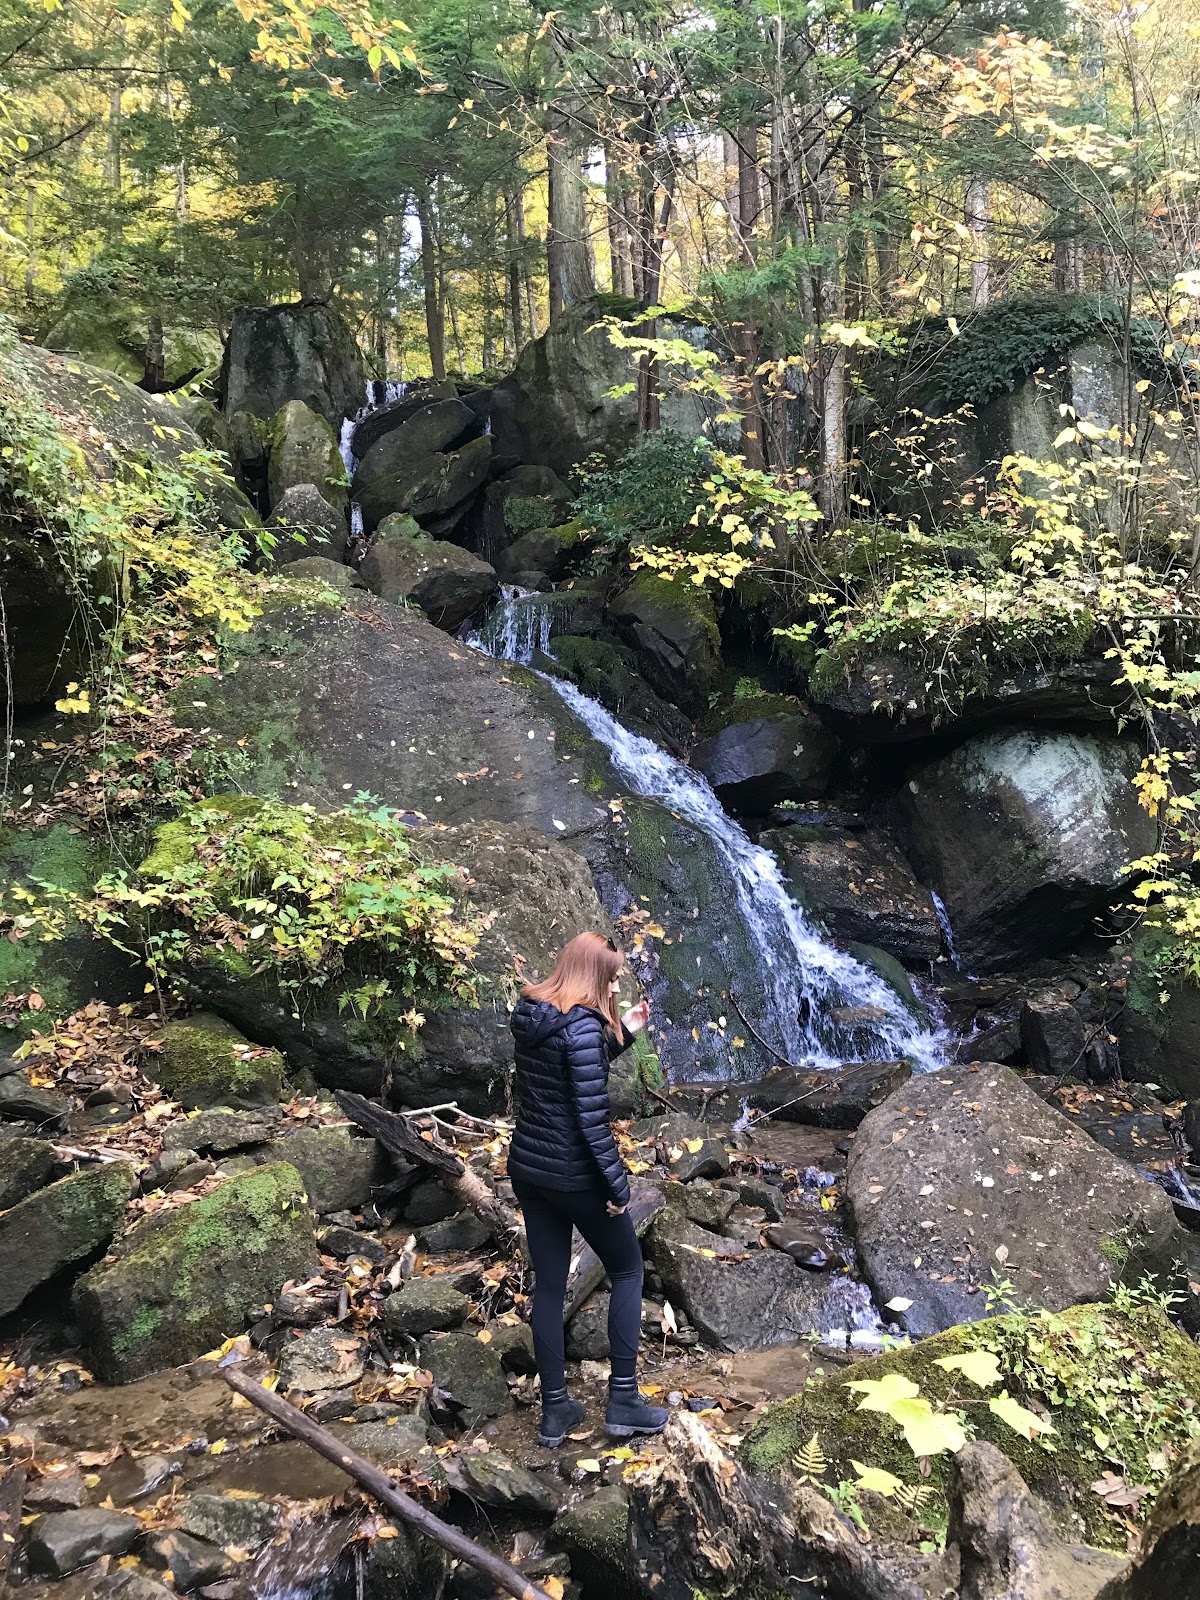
[511,995,599,1046]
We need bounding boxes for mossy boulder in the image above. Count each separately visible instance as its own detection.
[218,302,365,429]
[693,703,838,814]
[1119,929,1200,1099]
[742,1302,1200,1551]
[0,1162,136,1317]
[0,1134,64,1209]
[357,434,494,536]
[847,1062,1183,1337]
[264,484,348,568]
[44,305,222,391]
[350,398,476,500]
[607,571,722,715]
[266,400,346,514]
[74,1161,317,1382]
[358,525,497,633]
[147,1013,285,1110]
[548,1486,639,1600]
[495,519,593,584]
[265,1123,389,1214]
[544,635,692,752]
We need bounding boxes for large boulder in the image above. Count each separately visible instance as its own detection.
[893,730,1154,970]
[1119,931,1200,1099]
[349,383,460,460]
[266,401,346,513]
[359,526,497,633]
[607,571,722,716]
[264,484,348,568]
[218,303,365,427]
[176,586,607,836]
[495,521,594,586]
[475,465,573,567]
[0,1163,136,1317]
[357,435,494,534]
[545,635,691,753]
[145,1012,285,1110]
[846,1062,1184,1337]
[74,1161,317,1381]
[44,304,221,392]
[350,398,476,498]
[0,344,256,708]
[761,824,941,964]
[692,704,837,813]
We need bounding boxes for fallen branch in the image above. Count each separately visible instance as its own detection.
[0,1464,26,1594]
[222,1365,551,1600]
[334,1091,522,1250]
[729,991,801,1070]
[563,1183,666,1322]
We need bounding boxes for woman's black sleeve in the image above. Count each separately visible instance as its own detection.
[607,1020,635,1061]
[562,1014,631,1207]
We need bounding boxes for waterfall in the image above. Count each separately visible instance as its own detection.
[931,890,975,979]
[337,416,356,476]
[471,590,943,1072]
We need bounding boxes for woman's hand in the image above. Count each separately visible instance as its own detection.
[622,998,650,1035]
[606,1201,627,1216]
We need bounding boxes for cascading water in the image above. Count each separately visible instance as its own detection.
[339,378,410,549]
[470,589,943,1072]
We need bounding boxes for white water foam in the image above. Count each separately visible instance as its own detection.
[470,590,943,1071]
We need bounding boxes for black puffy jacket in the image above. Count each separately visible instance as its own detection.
[507,996,633,1206]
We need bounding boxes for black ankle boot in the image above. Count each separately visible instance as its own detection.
[606,1377,669,1440]
[538,1387,585,1449]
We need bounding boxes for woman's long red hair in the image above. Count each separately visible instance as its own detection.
[523,931,623,1031]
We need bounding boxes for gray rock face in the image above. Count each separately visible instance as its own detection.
[607,573,721,716]
[26,1508,142,1576]
[447,1450,558,1516]
[142,1530,233,1589]
[267,401,346,513]
[0,1072,69,1128]
[351,398,476,496]
[178,1491,280,1549]
[846,1062,1183,1337]
[359,529,497,632]
[476,465,573,566]
[0,1134,62,1208]
[421,1333,512,1427]
[331,1414,430,1470]
[647,1211,825,1351]
[357,434,493,533]
[894,730,1154,970]
[384,1278,471,1336]
[267,1124,389,1214]
[277,555,364,591]
[279,1327,366,1393]
[219,303,365,427]
[0,1163,135,1317]
[693,711,837,813]
[763,824,941,964]
[265,484,348,567]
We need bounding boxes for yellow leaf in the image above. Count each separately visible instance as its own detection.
[576,1458,602,1473]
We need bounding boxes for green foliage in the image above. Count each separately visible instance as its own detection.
[78,797,479,1045]
[573,431,713,556]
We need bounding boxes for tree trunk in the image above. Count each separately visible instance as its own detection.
[106,80,122,190]
[1054,231,1083,293]
[546,105,595,322]
[734,127,767,469]
[820,342,849,526]
[636,177,675,433]
[504,186,527,352]
[605,146,634,298]
[966,176,990,308]
[416,188,447,380]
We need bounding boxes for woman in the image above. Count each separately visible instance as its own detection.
[508,931,669,1449]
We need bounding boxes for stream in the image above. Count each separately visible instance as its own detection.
[470,587,944,1073]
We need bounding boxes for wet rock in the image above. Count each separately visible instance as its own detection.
[647,1211,823,1352]
[278,1327,366,1393]
[1020,996,1089,1076]
[74,1162,317,1382]
[267,1123,390,1215]
[330,1414,430,1470]
[316,1224,388,1264]
[607,572,721,716]
[1120,931,1200,1100]
[447,1450,558,1516]
[0,1134,62,1209]
[544,633,691,753]
[762,825,941,964]
[0,1162,135,1318]
[384,1278,471,1337]
[693,707,837,814]
[24,1466,88,1512]
[350,385,460,460]
[147,1014,285,1111]
[359,525,497,632]
[476,464,573,566]
[401,1175,460,1226]
[178,1492,280,1550]
[421,1333,512,1427]
[161,1106,283,1155]
[218,302,365,429]
[264,485,348,568]
[416,1211,494,1255]
[846,1061,1183,1337]
[358,435,494,534]
[949,1441,1124,1600]
[728,1176,787,1222]
[266,401,346,514]
[120,1454,180,1502]
[673,1178,737,1233]
[647,1115,730,1183]
[143,1529,235,1593]
[0,1072,69,1129]
[549,1486,639,1600]
[723,1061,912,1130]
[26,1508,141,1576]
[894,730,1155,971]
[763,1223,831,1270]
[97,1570,177,1600]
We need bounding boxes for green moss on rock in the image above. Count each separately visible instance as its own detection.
[74,1160,317,1381]
[742,1302,1200,1549]
[0,1162,136,1318]
[149,1012,285,1110]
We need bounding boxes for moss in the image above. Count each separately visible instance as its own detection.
[623,568,721,651]
[253,574,349,615]
[742,1303,1200,1550]
[151,1012,285,1109]
[701,690,806,737]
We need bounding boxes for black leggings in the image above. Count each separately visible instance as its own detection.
[512,1179,644,1392]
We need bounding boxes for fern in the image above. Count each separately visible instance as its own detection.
[791,1433,827,1484]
